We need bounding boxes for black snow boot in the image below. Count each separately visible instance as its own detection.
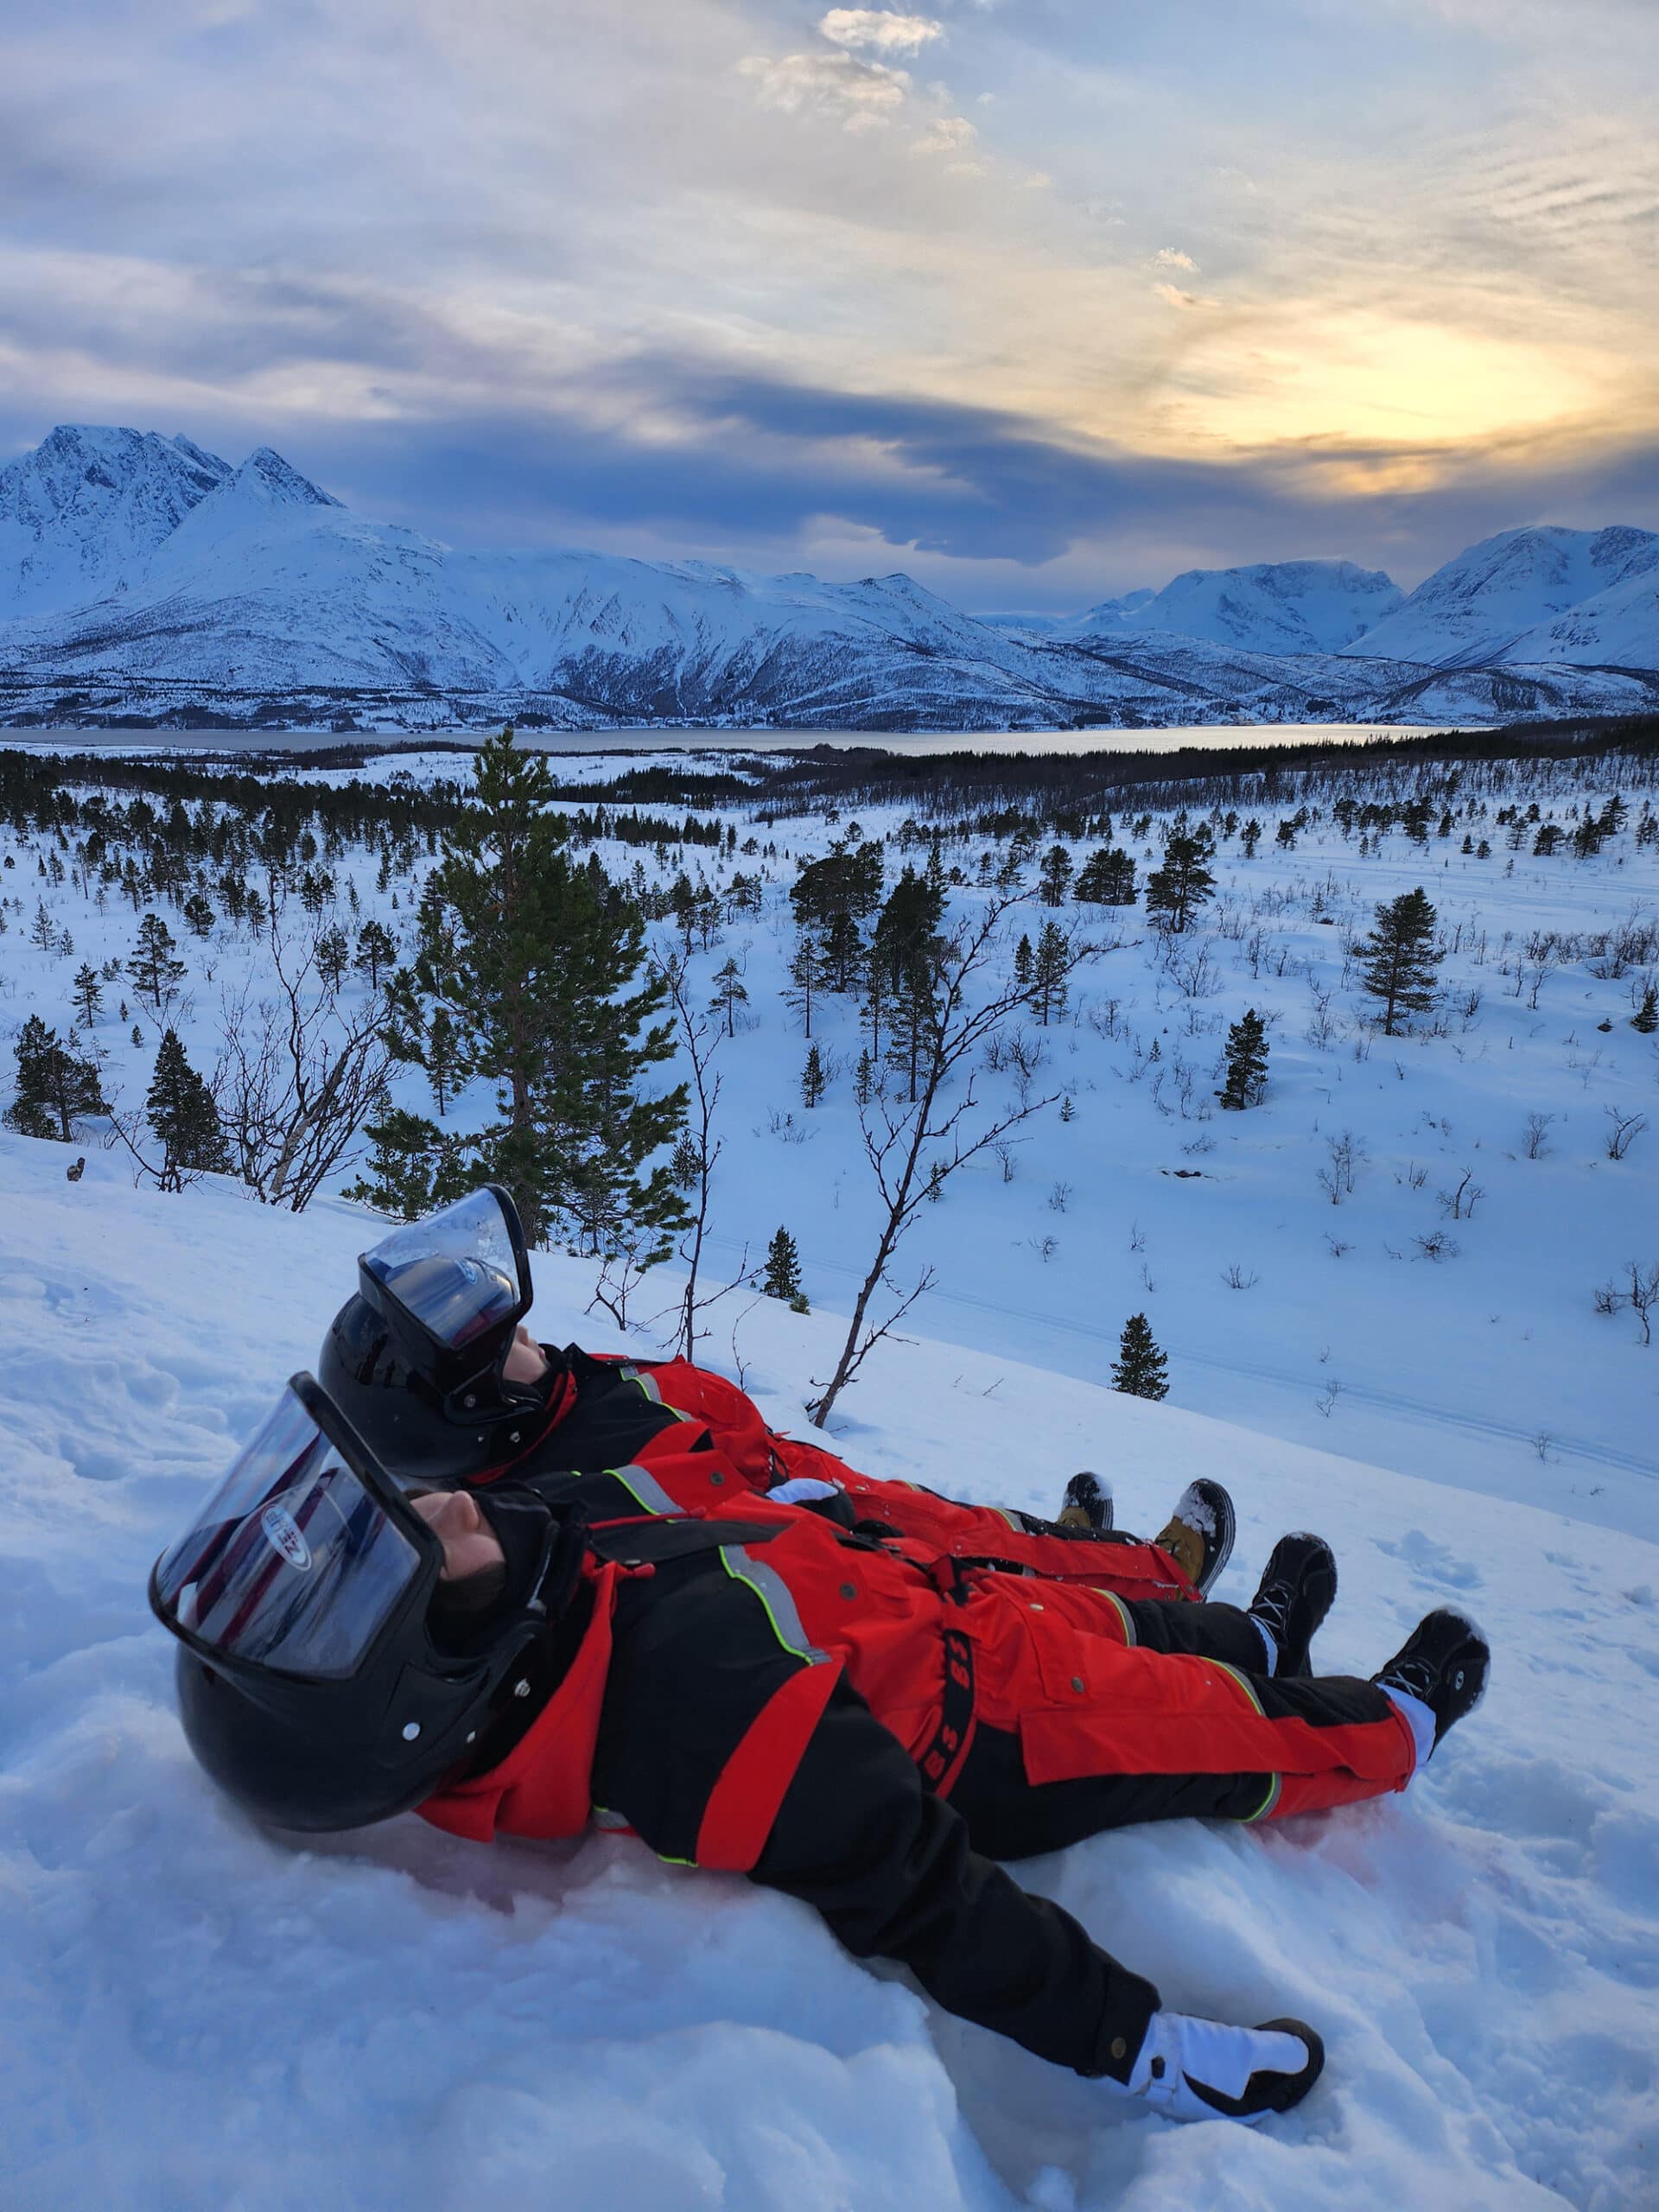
[1058,1471,1113,1533]
[1246,1533,1338,1678]
[1152,1478,1236,1596]
[1373,1610,1490,1750]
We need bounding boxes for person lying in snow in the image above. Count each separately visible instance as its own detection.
[316,1185,1235,1612]
[148,1192,1490,2128]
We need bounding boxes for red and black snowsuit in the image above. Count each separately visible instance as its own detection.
[477,1344,1203,1605]
[424,1418,1416,2082]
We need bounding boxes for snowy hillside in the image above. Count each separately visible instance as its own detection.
[1346,527,1659,671]
[1061,562,1404,657]
[0,1135,1655,2211]
[3,425,1658,728]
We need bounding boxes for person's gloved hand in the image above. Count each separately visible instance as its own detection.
[1108,2011,1324,2124]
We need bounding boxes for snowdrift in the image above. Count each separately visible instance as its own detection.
[0,1132,1654,2210]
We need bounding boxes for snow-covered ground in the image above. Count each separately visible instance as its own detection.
[5,744,1656,1538]
[0,1139,1655,2210]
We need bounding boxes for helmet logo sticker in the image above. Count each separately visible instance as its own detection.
[260,1503,313,1572]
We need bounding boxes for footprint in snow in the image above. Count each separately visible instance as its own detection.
[1373,1528,1481,1592]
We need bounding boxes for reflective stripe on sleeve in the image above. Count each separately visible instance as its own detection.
[719,1545,829,1663]
[607,1463,687,1517]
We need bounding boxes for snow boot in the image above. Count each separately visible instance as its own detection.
[1058,1471,1113,1534]
[1373,1609,1490,1750]
[1152,1478,1236,1596]
[1246,1533,1338,1677]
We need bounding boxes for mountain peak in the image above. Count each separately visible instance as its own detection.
[232,447,341,508]
[0,423,234,613]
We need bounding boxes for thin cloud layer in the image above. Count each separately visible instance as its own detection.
[1,0,1655,605]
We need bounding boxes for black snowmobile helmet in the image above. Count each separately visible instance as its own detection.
[319,1185,563,1487]
[149,1370,576,1833]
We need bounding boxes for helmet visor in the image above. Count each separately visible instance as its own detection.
[153,1385,424,1678]
[359,1187,528,1361]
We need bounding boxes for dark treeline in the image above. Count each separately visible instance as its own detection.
[0,749,727,904]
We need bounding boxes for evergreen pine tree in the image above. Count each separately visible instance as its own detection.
[315,924,351,992]
[1037,844,1074,907]
[1632,982,1658,1034]
[1013,933,1033,988]
[761,1225,807,1309]
[800,1041,826,1108]
[784,934,826,1038]
[380,726,687,1253]
[426,1003,460,1116]
[146,1028,229,1190]
[1143,830,1217,933]
[1217,1007,1269,1108]
[1030,920,1071,1026]
[72,963,104,1030]
[181,891,215,939]
[355,919,397,991]
[709,956,749,1038]
[1111,1313,1168,1401]
[1240,819,1262,859]
[1355,886,1443,1034]
[870,864,947,1103]
[854,1046,874,1104]
[127,912,188,1013]
[4,1015,109,1141]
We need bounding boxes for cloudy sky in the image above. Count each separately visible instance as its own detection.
[4,0,1656,605]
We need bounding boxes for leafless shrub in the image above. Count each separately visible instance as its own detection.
[1028,1234,1059,1262]
[1221,1264,1260,1290]
[1316,1129,1366,1205]
[992,1139,1019,1184]
[1522,1112,1554,1160]
[216,909,391,1211]
[1412,1230,1460,1262]
[1324,1234,1353,1258]
[1396,1160,1429,1191]
[1599,1261,1659,1344]
[1128,1219,1146,1253]
[1048,1179,1071,1213]
[1314,1376,1343,1419]
[1438,1168,1484,1221]
[1605,1106,1648,1160]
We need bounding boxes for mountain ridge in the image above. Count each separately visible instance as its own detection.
[2,424,1656,730]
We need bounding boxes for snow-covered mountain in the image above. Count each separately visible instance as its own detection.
[0,424,232,616]
[1063,563,1402,656]
[1,424,1656,728]
[1341,524,1659,670]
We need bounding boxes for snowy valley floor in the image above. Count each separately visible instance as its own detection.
[1,1142,1655,2211]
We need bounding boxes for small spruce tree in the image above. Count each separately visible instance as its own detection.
[127,912,188,1014]
[800,1040,826,1108]
[1632,983,1658,1035]
[1111,1313,1168,1401]
[1143,830,1217,933]
[355,919,397,991]
[146,1028,230,1191]
[1355,886,1443,1034]
[1217,1007,1269,1109]
[761,1225,807,1310]
[72,963,104,1030]
[710,956,749,1038]
[4,1015,108,1141]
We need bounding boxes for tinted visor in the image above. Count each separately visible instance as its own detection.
[153,1386,424,1678]
[360,1188,528,1360]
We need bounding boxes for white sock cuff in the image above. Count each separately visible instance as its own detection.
[1383,1685,1436,1773]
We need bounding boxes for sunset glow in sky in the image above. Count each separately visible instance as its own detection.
[4,0,1656,604]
